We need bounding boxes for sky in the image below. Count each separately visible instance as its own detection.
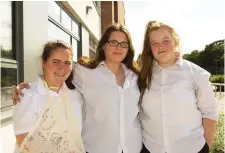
[124,0,225,59]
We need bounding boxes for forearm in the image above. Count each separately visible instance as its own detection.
[202,118,217,147]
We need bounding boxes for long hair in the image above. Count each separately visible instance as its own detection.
[78,23,139,74]
[138,21,180,102]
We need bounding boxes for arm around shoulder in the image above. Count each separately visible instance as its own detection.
[73,64,85,93]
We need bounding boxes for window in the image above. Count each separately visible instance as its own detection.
[72,21,79,39]
[48,21,70,44]
[48,1,60,23]
[89,50,95,59]
[61,9,72,31]
[1,67,17,111]
[89,37,97,59]
[89,37,97,50]
[48,2,80,61]
[0,1,23,112]
[72,38,78,61]
[0,1,13,60]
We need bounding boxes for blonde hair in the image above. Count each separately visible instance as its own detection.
[138,20,180,102]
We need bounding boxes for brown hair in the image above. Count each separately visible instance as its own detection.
[42,40,75,89]
[138,21,180,101]
[78,23,139,74]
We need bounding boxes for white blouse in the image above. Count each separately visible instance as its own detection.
[73,61,142,153]
[141,58,218,153]
[13,77,83,135]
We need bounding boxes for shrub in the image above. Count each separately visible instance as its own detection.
[210,75,224,83]
[210,75,224,92]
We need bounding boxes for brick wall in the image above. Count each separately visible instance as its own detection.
[101,1,125,34]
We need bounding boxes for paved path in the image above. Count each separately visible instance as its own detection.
[0,122,16,153]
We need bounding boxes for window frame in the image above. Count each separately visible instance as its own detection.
[93,1,101,16]
[48,1,81,61]
[0,1,24,111]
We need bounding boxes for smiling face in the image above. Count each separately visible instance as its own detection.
[103,31,129,64]
[149,27,177,66]
[42,48,72,88]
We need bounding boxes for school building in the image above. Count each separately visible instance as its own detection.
[0,1,125,124]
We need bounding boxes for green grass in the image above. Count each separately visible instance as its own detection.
[210,112,224,153]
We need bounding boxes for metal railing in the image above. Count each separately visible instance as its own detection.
[211,83,225,99]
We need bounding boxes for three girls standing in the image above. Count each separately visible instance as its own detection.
[12,21,218,153]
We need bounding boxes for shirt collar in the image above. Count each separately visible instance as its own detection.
[97,61,129,76]
[175,56,183,68]
[153,56,183,69]
[98,61,107,67]
[36,76,67,95]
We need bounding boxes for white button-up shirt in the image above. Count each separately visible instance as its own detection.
[13,76,83,135]
[73,61,142,153]
[141,58,218,153]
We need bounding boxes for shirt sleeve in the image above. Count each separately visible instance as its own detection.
[73,64,85,94]
[12,92,38,135]
[70,89,84,132]
[193,65,219,121]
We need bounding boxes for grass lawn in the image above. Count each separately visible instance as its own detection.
[210,112,224,153]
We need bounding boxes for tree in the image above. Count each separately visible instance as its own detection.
[1,46,13,59]
[183,50,200,65]
[183,40,224,75]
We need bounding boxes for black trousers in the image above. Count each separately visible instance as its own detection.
[198,143,209,153]
[140,143,209,153]
[140,144,150,153]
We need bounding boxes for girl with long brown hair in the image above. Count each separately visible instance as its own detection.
[73,23,142,153]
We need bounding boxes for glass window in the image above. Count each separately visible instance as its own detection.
[0,1,12,59]
[72,21,79,39]
[89,50,95,59]
[1,67,17,87]
[48,3,81,61]
[89,37,96,50]
[48,21,70,44]
[61,9,72,31]
[48,1,60,23]
[0,2,20,112]
[72,38,78,61]
[1,67,17,111]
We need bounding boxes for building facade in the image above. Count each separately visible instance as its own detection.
[0,1,125,122]
[101,1,125,34]
[0,1,101,121]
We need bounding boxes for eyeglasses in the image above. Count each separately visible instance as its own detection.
[107,40,129,48]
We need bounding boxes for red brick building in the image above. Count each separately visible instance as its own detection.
[101,1,125,34]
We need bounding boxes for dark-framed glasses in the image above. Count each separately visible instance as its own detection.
[107,40,129,48]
